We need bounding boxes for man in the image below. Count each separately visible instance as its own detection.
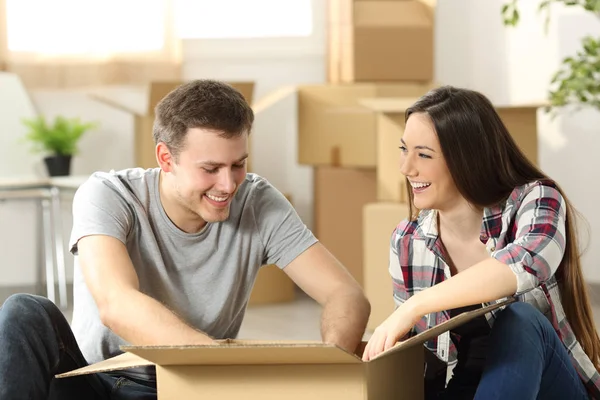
[0,80,370,400]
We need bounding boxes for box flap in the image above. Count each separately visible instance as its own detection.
[252,85,296,114]
[86,81,255,116]
[55,352,154,378]
[359,97,418,113]
[375,298,516,360]
[354,1,432,27]
[122,342,362,366]
[147,81,185,114]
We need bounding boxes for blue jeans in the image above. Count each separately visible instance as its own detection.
[0,294,157,400]
[437,301,589,399]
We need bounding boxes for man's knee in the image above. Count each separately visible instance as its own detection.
[0,293,57,330]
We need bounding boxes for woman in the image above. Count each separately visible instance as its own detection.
[362,86,600,399]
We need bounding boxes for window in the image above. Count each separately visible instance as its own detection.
[6,0,166,56]
[173,0,312,39]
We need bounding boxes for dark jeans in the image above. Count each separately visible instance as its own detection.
[0,293,157,400]
[432,302,589,399]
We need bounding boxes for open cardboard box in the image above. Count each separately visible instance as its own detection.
[57,298,514,399]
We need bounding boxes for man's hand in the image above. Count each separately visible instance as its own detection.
[362,302,420,361]
[283,242,371,355]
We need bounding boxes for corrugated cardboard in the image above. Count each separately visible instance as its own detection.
[359,98,543,203]
[328,0,434,83]
[363,202,410,330]
[57,299,514,399]
[314,167,378,285]
[88,81,255,170]
[298,83,434,167]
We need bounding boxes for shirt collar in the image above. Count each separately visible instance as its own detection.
[414,203,505,243]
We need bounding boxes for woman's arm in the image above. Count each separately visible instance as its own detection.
[363,183,567,361]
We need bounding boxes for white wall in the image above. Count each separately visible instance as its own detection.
[435,0,600,281]
[544,7,600,282]
[1,0,600,287]
[0,88,135,286]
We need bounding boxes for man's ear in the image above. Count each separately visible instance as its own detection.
[156,142,175,172]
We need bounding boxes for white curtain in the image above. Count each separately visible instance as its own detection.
[1,0,181,88]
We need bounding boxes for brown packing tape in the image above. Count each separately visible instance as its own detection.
[399,179,408,203]
[331,147,342,167]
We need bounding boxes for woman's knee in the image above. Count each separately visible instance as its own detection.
[493,301,552,337]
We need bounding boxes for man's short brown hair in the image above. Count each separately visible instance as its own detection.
[153,80,254,161]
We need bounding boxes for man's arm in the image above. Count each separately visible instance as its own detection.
[77,234,214,346]
[283,242,371,354]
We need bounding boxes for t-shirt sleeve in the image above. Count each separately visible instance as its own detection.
[251,180,318,269]
[69,174,134,256]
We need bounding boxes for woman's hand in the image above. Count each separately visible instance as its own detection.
[362,302,420,361]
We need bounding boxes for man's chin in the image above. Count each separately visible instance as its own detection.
[199,208,230,223]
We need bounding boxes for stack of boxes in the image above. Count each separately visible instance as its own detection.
[298,0,437,330]
[299,1,542,330]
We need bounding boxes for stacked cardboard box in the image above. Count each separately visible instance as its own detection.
[299,0,437,331]
[304,1,542,330]
[301,85,428,293]
[327,0,435,83]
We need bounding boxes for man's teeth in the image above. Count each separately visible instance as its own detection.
[410,182,431,189]
[206,194,228,202]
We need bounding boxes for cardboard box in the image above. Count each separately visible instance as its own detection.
[328,0,434,83]
[57,299,513,399]
[248,264,295,306]
[298,83,434,167]
[359,98,543,203]
[314,166,378,285]
[363,202,410,330]
[88,81,255,170]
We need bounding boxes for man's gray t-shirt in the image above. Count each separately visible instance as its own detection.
[68,168,317,378]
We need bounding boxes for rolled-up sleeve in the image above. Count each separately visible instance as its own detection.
[491,184,566,295]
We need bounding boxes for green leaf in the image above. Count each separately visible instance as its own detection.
[20,115,99,156]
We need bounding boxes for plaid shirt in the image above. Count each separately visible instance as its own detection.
[389,180,600,398]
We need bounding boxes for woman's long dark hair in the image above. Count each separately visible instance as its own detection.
[404,85,600,370]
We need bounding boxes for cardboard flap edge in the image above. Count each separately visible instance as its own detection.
[56,353,154,379]
[121,342,362,365]
[375,297,516,360]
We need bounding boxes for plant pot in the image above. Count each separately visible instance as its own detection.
[44,154,72,177]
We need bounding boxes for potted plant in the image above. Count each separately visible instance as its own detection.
[502,0,600,116]
[22,115,99,177]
